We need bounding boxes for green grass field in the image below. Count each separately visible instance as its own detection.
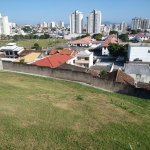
[0,39,66,49]
[0,72,150,150]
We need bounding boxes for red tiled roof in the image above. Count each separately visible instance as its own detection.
[49,49,77,56]
[137,82,150,90]
[102,70,135,86]
[101,38,118,46]
[31,55,73,68]
[69,36,92,44]
[129,34,148,37]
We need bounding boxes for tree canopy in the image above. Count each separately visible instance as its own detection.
[109,31,118,36]
[119,34,128,42]
[93,33,102,41]
[22,26,32,33]
[130,30,137,34]
[31,43,42,50]
[108,43,128,57]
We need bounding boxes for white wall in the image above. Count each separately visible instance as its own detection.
[89,52,93,68]
[128,45,150,62]
[129,74,150,84]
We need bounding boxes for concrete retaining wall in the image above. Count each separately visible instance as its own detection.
[2,61,150,99]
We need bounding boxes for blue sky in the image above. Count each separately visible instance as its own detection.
[0,0,150,25]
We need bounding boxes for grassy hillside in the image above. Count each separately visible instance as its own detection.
[0,71,150,150]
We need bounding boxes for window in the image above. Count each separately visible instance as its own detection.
[148,50,150,53]
[85,58,89,60]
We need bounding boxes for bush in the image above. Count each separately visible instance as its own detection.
[76,94,84,101]
[100,70,107,76]
[19,58,25,63]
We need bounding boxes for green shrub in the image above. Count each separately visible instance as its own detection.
[76,94,84,101]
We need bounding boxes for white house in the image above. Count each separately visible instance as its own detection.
[75,50,93,68]
[0,43,24,58]
[124,63,150,84]
[128,43,150,62]
[128,34,150,41]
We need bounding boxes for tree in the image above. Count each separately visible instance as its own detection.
[119,34,128,42]
[22,26,32,33]
[109,30,118,36]
[93,33,102,41]
[130,30,137,34]
[108,43,128,57]
[31,43,42,50]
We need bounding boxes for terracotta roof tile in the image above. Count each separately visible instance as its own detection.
[69,36,92,44]
[101,38,118,46]
[129,34,149,37]
[49,49,77,56]
[102,70,135,86]
[31,55,73,68]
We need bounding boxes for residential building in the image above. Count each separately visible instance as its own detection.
[128,43,150,62]
[14,52,41,63]
[59,21,64,28]
[101,24,110,34]
[70,10,83,34]
[103,70,135,86]
[43,22,48,28]
[131,17,142,30]
[87,9,102,34]
[142,18,149,31]
[69,36,92,47]
[90,62,114,73]
[128,34,149,41]
[112,23,117,30]
[0,13,11,35]
[51,22,55,28]
[124,63,150,84]
[120,21,127,31]
[31,55,74,68]
[49,49,77,56]
[75,50,93,68]
[0,43,24,58]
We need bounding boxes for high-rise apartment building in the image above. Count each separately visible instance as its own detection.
[0,13,11,35]
[120,21,127,31]
[59,21,64,28]
[87,9,102,34]
[142,18,149,31]
[131,17,149,31]
[131,17,142,30]
[70,10,83,34]
[51,22,55,28]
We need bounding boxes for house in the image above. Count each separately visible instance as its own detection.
[102,34,118,41]
[102,69,135,86]
[14,52,42,63]
[90,62,114,73]
[19,50,46,57]
[49,49,77,56]
[69,36,92,47]
[0,43,24,58]
[75,50,93,68]
[90,38,118,56]
[30,55,74,68]
[128,43,150,62]
[124,63,150,84]
[128,34,150,41]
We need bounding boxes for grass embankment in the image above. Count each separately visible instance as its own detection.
[0,72,150,150]
[0,39,66,49]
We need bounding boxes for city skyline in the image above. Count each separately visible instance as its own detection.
[0,0,150,25]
